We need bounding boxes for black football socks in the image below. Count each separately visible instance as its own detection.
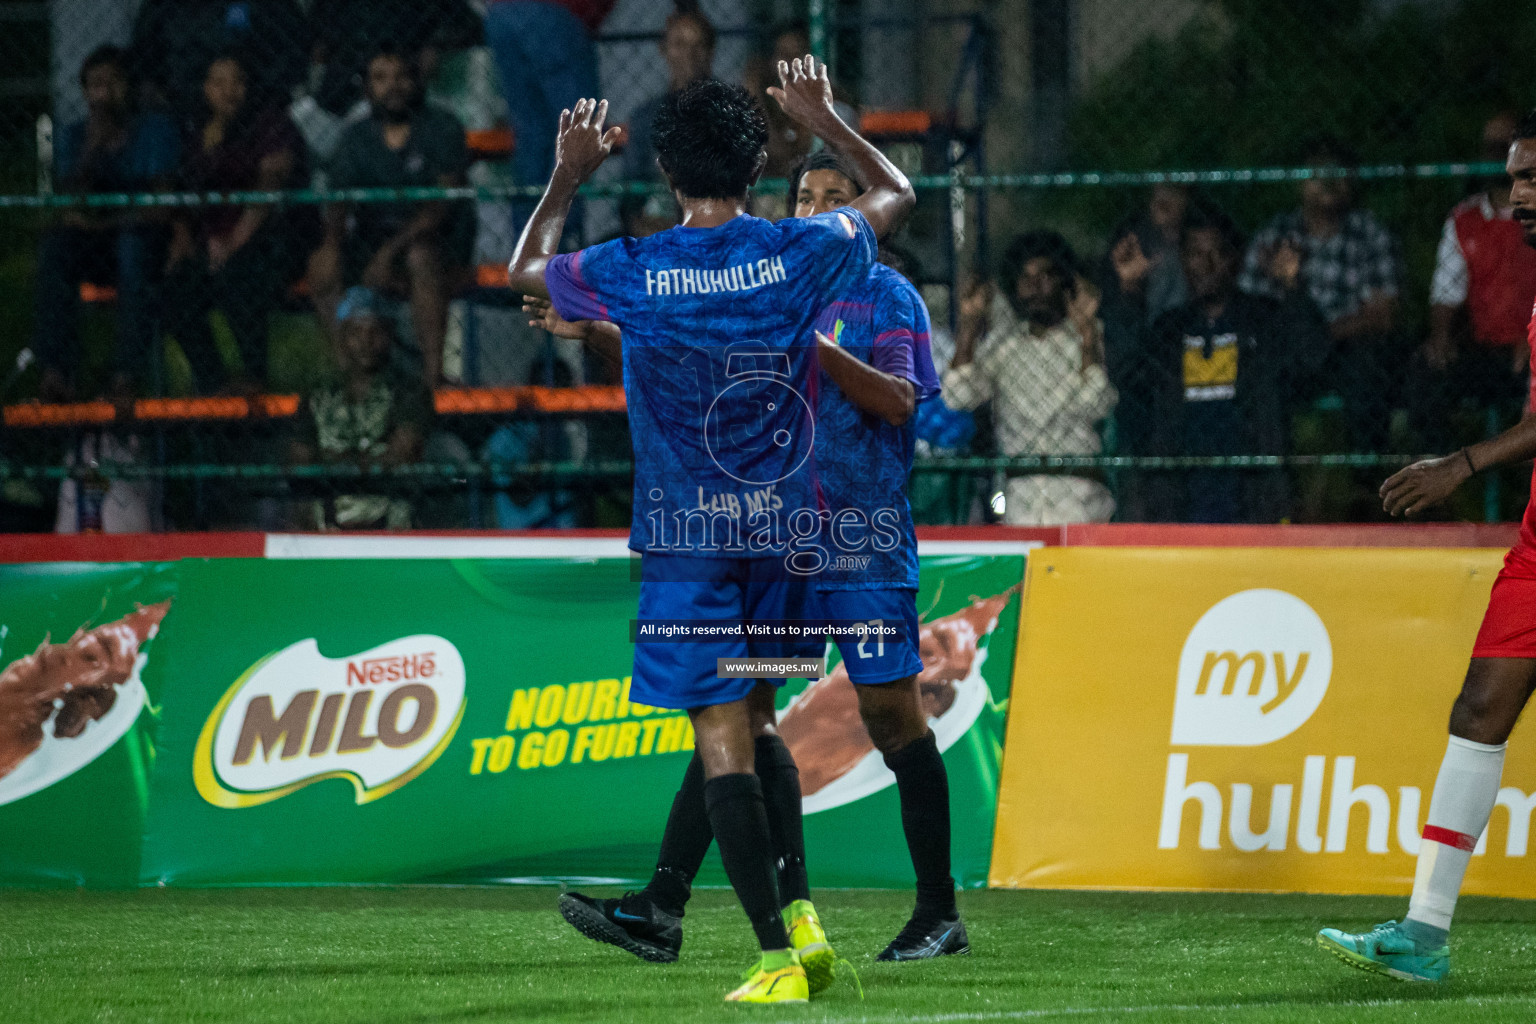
[755,734,811,905]
[704,772,791,950]
[884,730,958,921]
[642,753,711,917]
[643,735,812,916]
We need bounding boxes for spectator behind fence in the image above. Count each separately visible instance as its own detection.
[1101,184,1196,517]
[483,0,614,226]
[619,3,717,237]
[742,21,860,185]
[942,231,1117,525]
[129,0,308,119]
[308,45,471,387]
[34,45,179,403]
[1102,185,1193,326]
[304,0,481,119]
[1120,208,1329,522]
[1238,137,1403,453]
[1409,111,1536,451]
[289,287,431,530]
[162,54,305,394]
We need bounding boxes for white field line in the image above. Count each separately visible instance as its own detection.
[806,991,1536,1023]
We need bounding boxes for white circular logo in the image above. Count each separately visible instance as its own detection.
[1170,589,1332,747]
[703,375,814,486]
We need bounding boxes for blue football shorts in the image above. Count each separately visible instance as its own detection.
[793,587,923,686]
[631,552,819,709]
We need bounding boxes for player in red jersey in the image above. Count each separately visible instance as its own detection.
[1316,110,1536,983]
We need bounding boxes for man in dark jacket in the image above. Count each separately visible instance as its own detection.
[1106,207,1329,522]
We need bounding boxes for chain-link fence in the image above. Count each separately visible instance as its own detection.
[0,0,1532,532]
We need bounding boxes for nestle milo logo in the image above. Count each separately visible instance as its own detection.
[346,652,436,686]
[194,635,465,808]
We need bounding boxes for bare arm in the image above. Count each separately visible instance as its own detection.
[524,294,622,371]
[1381,415,1536,517]
[766,56,914,239]
[364,170,458,281]
[1424,303,1458,370]
[508,99,623,298]
[216,148,297,267]
[816,332,914,426]
[582,321,623,372]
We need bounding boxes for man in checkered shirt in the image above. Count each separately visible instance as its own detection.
[1238,137,1403,454]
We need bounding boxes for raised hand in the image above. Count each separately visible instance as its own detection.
[1069,277,1105,371]
[765,55,840,132]
[1110,232,1155,293]
[959,277,993,330]
[1068,276,1101,329]
[554,98,624,185]
[1379,454,1472,517]
[1268,238,1303,290]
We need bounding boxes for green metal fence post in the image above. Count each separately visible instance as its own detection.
[809,0,827,62]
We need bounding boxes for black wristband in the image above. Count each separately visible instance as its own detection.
[1461,447,1478,475]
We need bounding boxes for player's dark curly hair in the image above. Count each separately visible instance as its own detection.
[652,79,769,200]
[786,150,863,204]
[999,230,1079,299]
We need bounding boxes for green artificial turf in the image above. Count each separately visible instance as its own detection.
[2,886,1534,1023]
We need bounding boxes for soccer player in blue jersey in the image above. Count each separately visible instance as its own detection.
[528,151,964,966]
[507,58,913,1004]
[792,153,966,960]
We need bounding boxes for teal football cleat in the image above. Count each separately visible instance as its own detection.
[1316,920,1448,983]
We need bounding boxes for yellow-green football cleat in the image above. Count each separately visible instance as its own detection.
[724,949,808,1005]
[782,899,836,995]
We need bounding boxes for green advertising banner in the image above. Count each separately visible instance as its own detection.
[0,553,1024,889]
[0,561,178,886]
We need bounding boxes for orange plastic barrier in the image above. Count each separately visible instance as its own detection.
[466,127,515,159]
[4,387,627,427]
[476,263,511,289]
[859,110,933,136]
[134,395,302,421]
[3,401,117,427]
[432,385,626,415]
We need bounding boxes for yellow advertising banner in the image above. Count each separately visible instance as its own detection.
[990,547,1536,896]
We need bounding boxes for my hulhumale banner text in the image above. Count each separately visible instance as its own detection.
[989,547,1536,897]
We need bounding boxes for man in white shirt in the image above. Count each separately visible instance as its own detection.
[942,230,1117,525]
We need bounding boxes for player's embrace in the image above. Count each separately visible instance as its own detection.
[508,57,913,1003]
[1317,108,1536,984]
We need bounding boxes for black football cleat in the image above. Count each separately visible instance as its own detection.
[876,914,970,961]
[558,890,683,963]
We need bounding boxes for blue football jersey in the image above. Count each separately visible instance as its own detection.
[545,209,877,560]
[810,262,940,590]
